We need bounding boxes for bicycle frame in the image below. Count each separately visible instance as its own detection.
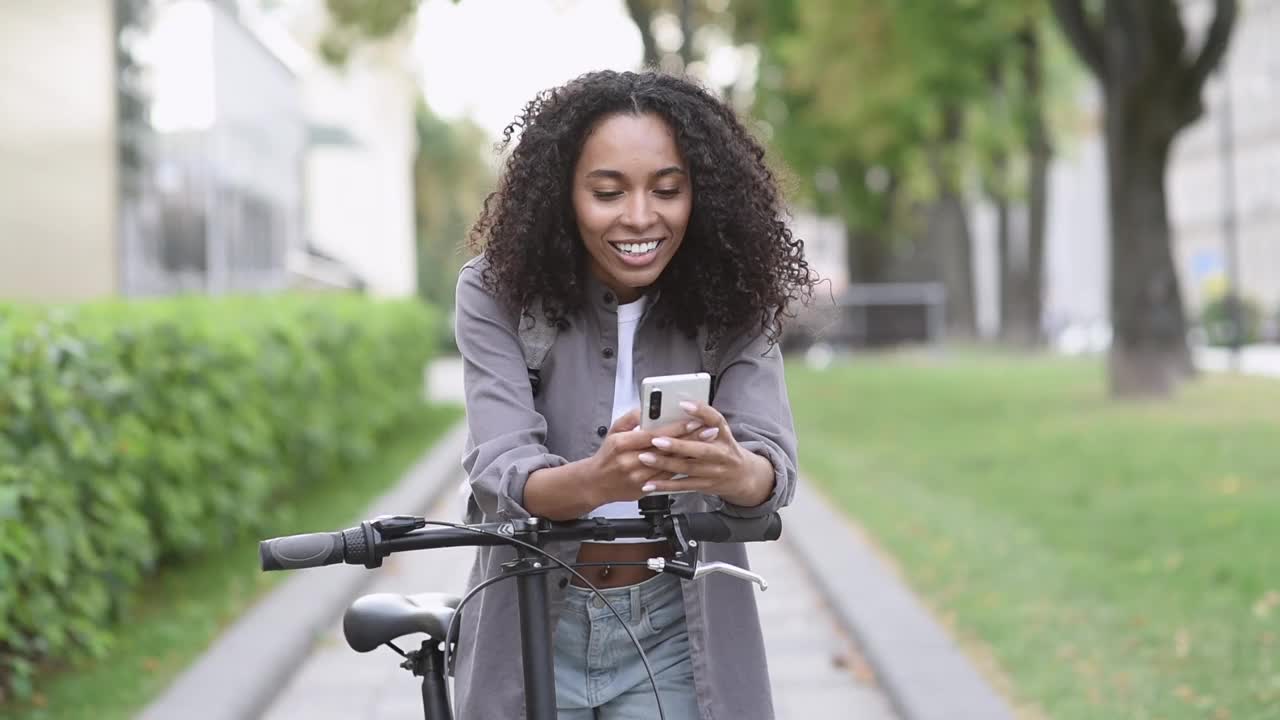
[404,539,555,719]
[260,494,781,720]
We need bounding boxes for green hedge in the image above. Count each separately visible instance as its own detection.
[0,295,439,699]
[1200,293,1263,347]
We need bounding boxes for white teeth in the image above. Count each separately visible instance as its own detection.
[616,240,659,255]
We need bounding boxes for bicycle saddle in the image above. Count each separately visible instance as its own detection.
[342,592,462,653]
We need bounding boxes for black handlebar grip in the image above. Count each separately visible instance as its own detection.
[260,531,347,571]
[682,513,783,543]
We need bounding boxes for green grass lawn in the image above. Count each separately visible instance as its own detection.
[788,353,1280,720]
[3,403,462,720]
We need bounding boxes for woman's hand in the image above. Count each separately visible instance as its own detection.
[635,401,776,507]
[585,410,673,505]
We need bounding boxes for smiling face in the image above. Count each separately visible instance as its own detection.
[571,112,692,303]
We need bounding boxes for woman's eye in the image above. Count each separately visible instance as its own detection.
[593,191,623,201]
[654,188,682,198]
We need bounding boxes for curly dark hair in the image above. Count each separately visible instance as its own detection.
[468,70,816,345]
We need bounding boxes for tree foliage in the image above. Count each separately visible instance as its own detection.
[746,1,1052,230]
[740,0,1060,339]
[412,103,494,309]
[319,0,457,64]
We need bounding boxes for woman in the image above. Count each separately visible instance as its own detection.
[453,70,815,719]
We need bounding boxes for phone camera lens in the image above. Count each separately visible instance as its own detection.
[648,389,662,420]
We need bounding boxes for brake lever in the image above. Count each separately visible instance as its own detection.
[646,558,769,591]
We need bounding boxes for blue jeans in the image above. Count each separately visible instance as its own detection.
[554,572,700,719]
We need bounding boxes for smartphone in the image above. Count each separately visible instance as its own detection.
[639,372,711,493]
[640,372,711,432]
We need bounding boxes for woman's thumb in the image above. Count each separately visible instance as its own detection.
[609,408,642,434]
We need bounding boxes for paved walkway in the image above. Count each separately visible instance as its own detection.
[260,489,896,719]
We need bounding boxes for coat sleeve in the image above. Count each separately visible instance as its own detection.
[454,260,567,521]
[710,327,799,518]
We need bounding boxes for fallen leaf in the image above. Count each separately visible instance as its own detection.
[1253,590,1280,619]
[1216,475,1242,495]
[848,655,876,684]
[1175,628,1192,659]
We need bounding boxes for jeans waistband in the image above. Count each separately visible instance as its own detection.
[563,571,681,621]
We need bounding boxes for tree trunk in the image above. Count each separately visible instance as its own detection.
[1024,153,1048,348]
[928,193,977,339]
[1103,110,1191,396]
[848,229,891,283]
[625,0,659,68]
[679,0,693,68]
[1049,0,1239,397]
[1022,23,1050,348]
[994,185,1018,342]
[928,108,977,339]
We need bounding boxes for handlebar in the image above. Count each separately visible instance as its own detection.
[260,510,782,573]
[681,513,781,544]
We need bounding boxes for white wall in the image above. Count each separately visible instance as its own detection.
[0,1,118,301]
[1043,130,1109,337]
[302,60,419,297]
[789,211,849,296]
[259,0,420,299]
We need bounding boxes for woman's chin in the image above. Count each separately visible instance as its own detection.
[611,263,668,293]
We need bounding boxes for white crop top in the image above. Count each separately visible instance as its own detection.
[583,295,651,543]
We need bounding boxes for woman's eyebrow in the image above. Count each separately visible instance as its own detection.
[584,166,686,180]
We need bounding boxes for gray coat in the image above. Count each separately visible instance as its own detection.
[451,256,799,719]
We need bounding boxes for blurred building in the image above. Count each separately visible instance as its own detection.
[0,1,131,300]
[0,1,310,301]
[254,0,420,299]
[138,0,308,295]
[0,0,419,302]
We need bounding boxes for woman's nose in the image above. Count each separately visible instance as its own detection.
[620,193,657,230]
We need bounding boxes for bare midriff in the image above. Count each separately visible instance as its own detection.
[571,540,673,588]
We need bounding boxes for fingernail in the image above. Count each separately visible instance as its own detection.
[699,427,719,441]
[651,437,672,449]
[641,483,657,493]
[680,401,698,413]
[685,420,703,432]
[638,452,657,465]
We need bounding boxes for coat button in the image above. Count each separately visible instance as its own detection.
[596,425,608,438]
[603,291,615,304]
[602,347,615,359]
[558,577,569,589]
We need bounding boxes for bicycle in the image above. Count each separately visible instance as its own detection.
[259,493,782,720]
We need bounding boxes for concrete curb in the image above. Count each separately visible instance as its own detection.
[136,420,470,720]
[782,479,1016,720]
